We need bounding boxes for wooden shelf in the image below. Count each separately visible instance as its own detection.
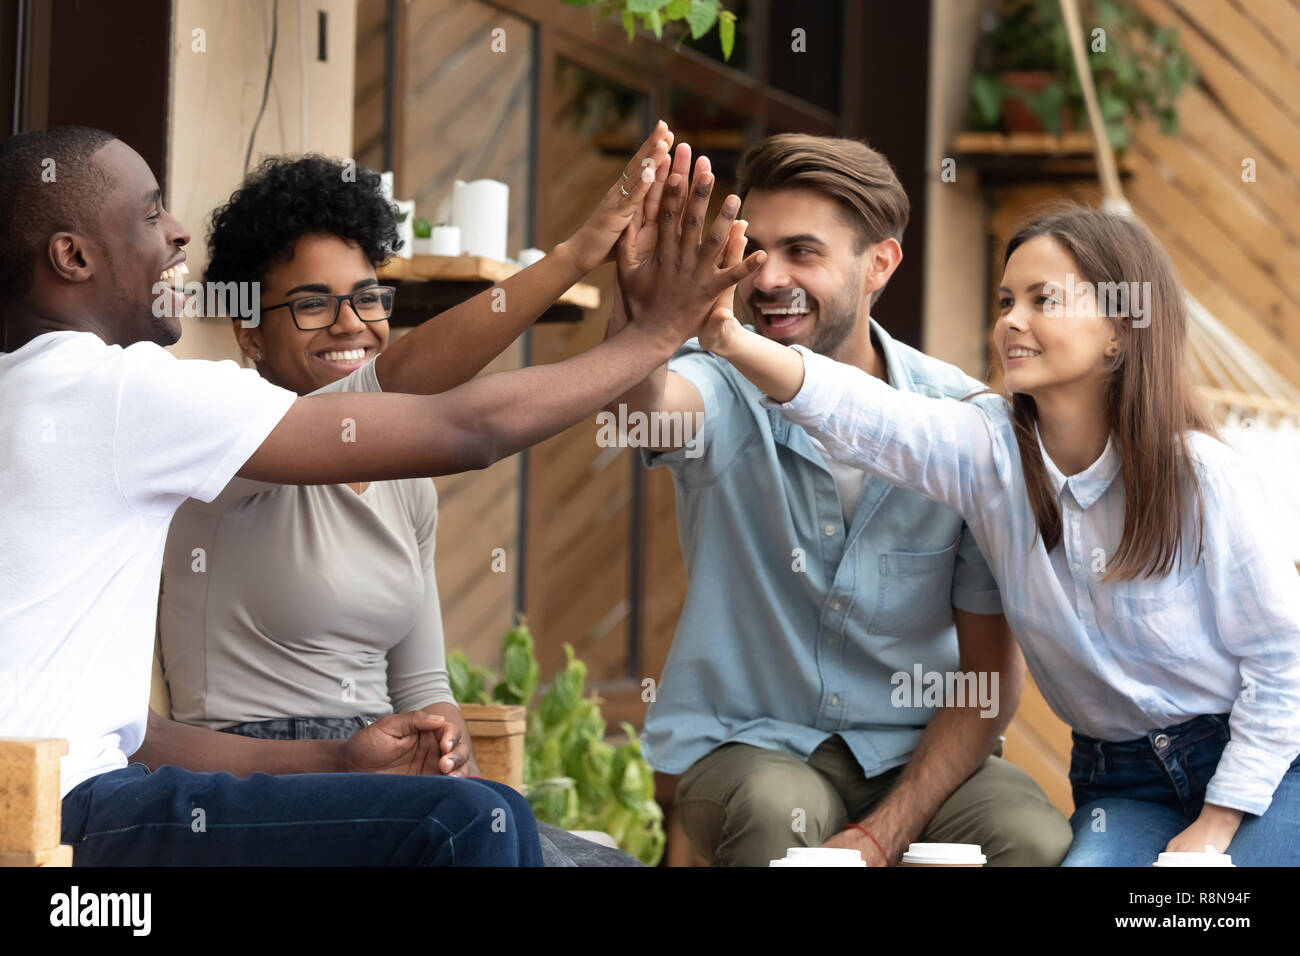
[377,254,600,325]
[951,131,1134,183]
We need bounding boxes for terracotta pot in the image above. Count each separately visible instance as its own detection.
[999,70,1056,133]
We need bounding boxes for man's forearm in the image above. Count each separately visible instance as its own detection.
[133,709,341,776]
[241,324,683,484]
[859,701,1013,858]
[376,244,585,395]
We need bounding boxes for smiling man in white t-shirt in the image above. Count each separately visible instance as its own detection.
[0,125,761,865]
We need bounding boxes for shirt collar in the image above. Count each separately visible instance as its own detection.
[867,316,914,393]
[1033,421,1121,509]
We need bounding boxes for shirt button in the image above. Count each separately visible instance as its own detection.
[830,695,841,706]
[831,601,842,612]
[1153,733,1171,751]
[824,524,836,536]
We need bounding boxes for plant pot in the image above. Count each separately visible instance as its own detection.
[999,71,1056,133]
[459,702,526,791]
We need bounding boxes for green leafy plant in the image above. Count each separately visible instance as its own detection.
[562,0,738,61]
[968,0,1196,152]
[413,217,433,239]
[448,619,665,865]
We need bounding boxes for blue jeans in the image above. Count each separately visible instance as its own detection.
[1063,713,1300,866]
[219,714,643,867]
[61,763,544,866]
[218,714,386,739]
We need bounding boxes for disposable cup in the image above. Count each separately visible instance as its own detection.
[1153,848,1235,867]
[899,842,986,867]
[769,847,867,867]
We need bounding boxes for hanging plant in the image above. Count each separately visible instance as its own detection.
[967,0,1196,152]
[562,0,739,62]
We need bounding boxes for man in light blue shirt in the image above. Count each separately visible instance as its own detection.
[608,133,1072,866]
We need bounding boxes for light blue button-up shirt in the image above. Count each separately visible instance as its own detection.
[640,320,1003,779]
[770,344,1300,815]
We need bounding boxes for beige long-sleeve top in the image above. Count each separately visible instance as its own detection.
[157,359,456,728]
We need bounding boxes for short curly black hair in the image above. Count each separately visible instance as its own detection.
[205,154,401,294]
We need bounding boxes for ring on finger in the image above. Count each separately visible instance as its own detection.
[621,170,630,180]
[620,184,630,197]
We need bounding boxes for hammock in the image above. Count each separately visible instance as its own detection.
[1059,0,1300,562]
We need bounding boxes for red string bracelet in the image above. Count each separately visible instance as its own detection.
[842,822,889,863]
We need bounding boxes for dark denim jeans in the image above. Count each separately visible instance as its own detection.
[219,714,643,867]
[61,717,544,865]
[218,714,386,740]
[1063,713,1300,866]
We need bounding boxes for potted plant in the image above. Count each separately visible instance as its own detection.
[448,619,666,865]
[968,0,1196,150]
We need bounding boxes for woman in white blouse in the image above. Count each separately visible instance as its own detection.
[693,204,1300,865]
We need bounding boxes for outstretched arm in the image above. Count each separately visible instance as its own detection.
[239,167,767,486]
[701,312,1007,519]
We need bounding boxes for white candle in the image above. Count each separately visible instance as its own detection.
[452,179,509,262]
[431,225,460,256]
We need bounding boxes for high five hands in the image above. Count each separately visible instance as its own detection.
[557,121,675,275]
[613,139,766,349]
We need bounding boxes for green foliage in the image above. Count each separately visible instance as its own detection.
[413,217,432,239]
[447,648,496,705]
[967,0,1196,151]
[492,620,540,706]
[450,622,665,865]
[568,0,737,61]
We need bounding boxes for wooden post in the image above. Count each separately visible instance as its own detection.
[459,704,526,792]
[0,738,74,866]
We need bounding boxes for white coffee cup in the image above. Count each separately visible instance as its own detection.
[770,847,866,867]
[1153,845,1235,867]
[900,842,987,867]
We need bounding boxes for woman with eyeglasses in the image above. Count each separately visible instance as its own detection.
[155,130,686,866]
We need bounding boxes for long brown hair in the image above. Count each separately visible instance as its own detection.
[1001,204,1214,580]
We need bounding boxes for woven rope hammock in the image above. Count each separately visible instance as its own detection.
[1059,0,1300,561]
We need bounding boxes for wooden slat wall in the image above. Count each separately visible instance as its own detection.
[981,0,1300,815]
[354,0,532,669]
[527,92,641,679]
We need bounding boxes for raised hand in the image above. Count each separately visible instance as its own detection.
[614,143,765,350]
[698,217,749,354]
[558,121,674,275]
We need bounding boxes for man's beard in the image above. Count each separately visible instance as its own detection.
[105,252,179,347]
[748,265,863,359]
[805,282,859,358]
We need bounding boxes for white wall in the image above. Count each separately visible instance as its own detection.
[166,0,357,361]
[923,0,987,378]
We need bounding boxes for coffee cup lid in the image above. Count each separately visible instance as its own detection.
[1153,845,1234,867]
[900,842,987,865]
[770,847,867,867]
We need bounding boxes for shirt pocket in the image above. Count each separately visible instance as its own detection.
[1111,572,1199,660]
[869,544,959,635]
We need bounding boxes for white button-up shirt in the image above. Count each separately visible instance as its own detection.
[766,344,1300,815]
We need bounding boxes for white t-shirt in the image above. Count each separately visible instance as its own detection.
[808,435,867,525]
[0,331,296,796]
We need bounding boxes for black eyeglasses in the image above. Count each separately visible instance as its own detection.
[262,286,397,331]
